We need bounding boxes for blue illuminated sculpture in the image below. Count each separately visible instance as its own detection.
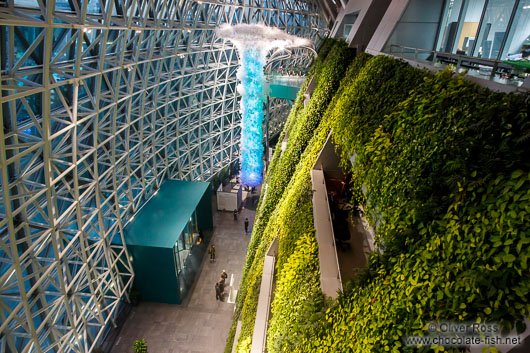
[239,47,266,186]
[217,24,310,187]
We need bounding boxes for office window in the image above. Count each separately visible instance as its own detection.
[384,0,444,57]
[437,0,465,52]
[455,0,486,55]
[502,0,530,59]
[473,0,516,58]
[343,12,359,39]
[344,24,353,38]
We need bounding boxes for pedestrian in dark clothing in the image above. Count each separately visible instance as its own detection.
[219,277,225,300]
[233,209,238,221]
[221,270,228,281]
[244,218,249,233]
[209,245,215,262]
[215,282,221,300]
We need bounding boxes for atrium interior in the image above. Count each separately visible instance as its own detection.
[1,1,529,353]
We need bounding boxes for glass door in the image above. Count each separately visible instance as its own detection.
[188,211,199,245]
[174,212,201,277]
[174,230,188,276]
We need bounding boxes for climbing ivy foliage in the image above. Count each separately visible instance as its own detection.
[267,232,322,353]
[224,39,356,353]
[225,38,530,353]
[301,170,530,353]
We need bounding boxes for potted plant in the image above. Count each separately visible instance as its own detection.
[133,339,147,353]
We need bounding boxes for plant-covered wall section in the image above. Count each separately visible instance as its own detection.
[226,38,530,353]
[226,39,356,353]
[309,60,530,352]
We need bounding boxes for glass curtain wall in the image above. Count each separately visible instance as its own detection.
[436,0,486,54]
[473,0,516,58]
[0,0,326,350]
[455,0,486,55]
[437,0,465,52]
[436,0,529,60]
[502,0,530,58]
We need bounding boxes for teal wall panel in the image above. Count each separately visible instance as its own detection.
[197,184,214,231]
[129,246,180,304]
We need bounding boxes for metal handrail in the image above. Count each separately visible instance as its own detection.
[387,44,514,80]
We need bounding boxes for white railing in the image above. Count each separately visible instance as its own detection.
[311,167,343,298]
[380,45,530,91]
[250,237,279,353]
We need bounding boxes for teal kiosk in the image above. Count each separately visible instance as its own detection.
[123,180,213,304]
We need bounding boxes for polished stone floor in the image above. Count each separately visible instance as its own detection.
[112,190,258,353]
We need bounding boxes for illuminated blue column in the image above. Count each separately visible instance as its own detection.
[239,47,266,187]
[216,23,311,187]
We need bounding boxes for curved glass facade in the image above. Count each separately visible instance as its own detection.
[0,0,326,351]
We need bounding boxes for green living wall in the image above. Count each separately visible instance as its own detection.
[226,39,530,353]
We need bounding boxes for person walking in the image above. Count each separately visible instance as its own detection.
[233,209,238,221]
[221,270,228,281]
[209,244,216,262]
[218,277,225,301]
[244,218,249,234]
[215,282,221,301]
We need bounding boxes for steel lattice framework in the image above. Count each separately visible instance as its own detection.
[267,97,291,137]
[0,0,327,352]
